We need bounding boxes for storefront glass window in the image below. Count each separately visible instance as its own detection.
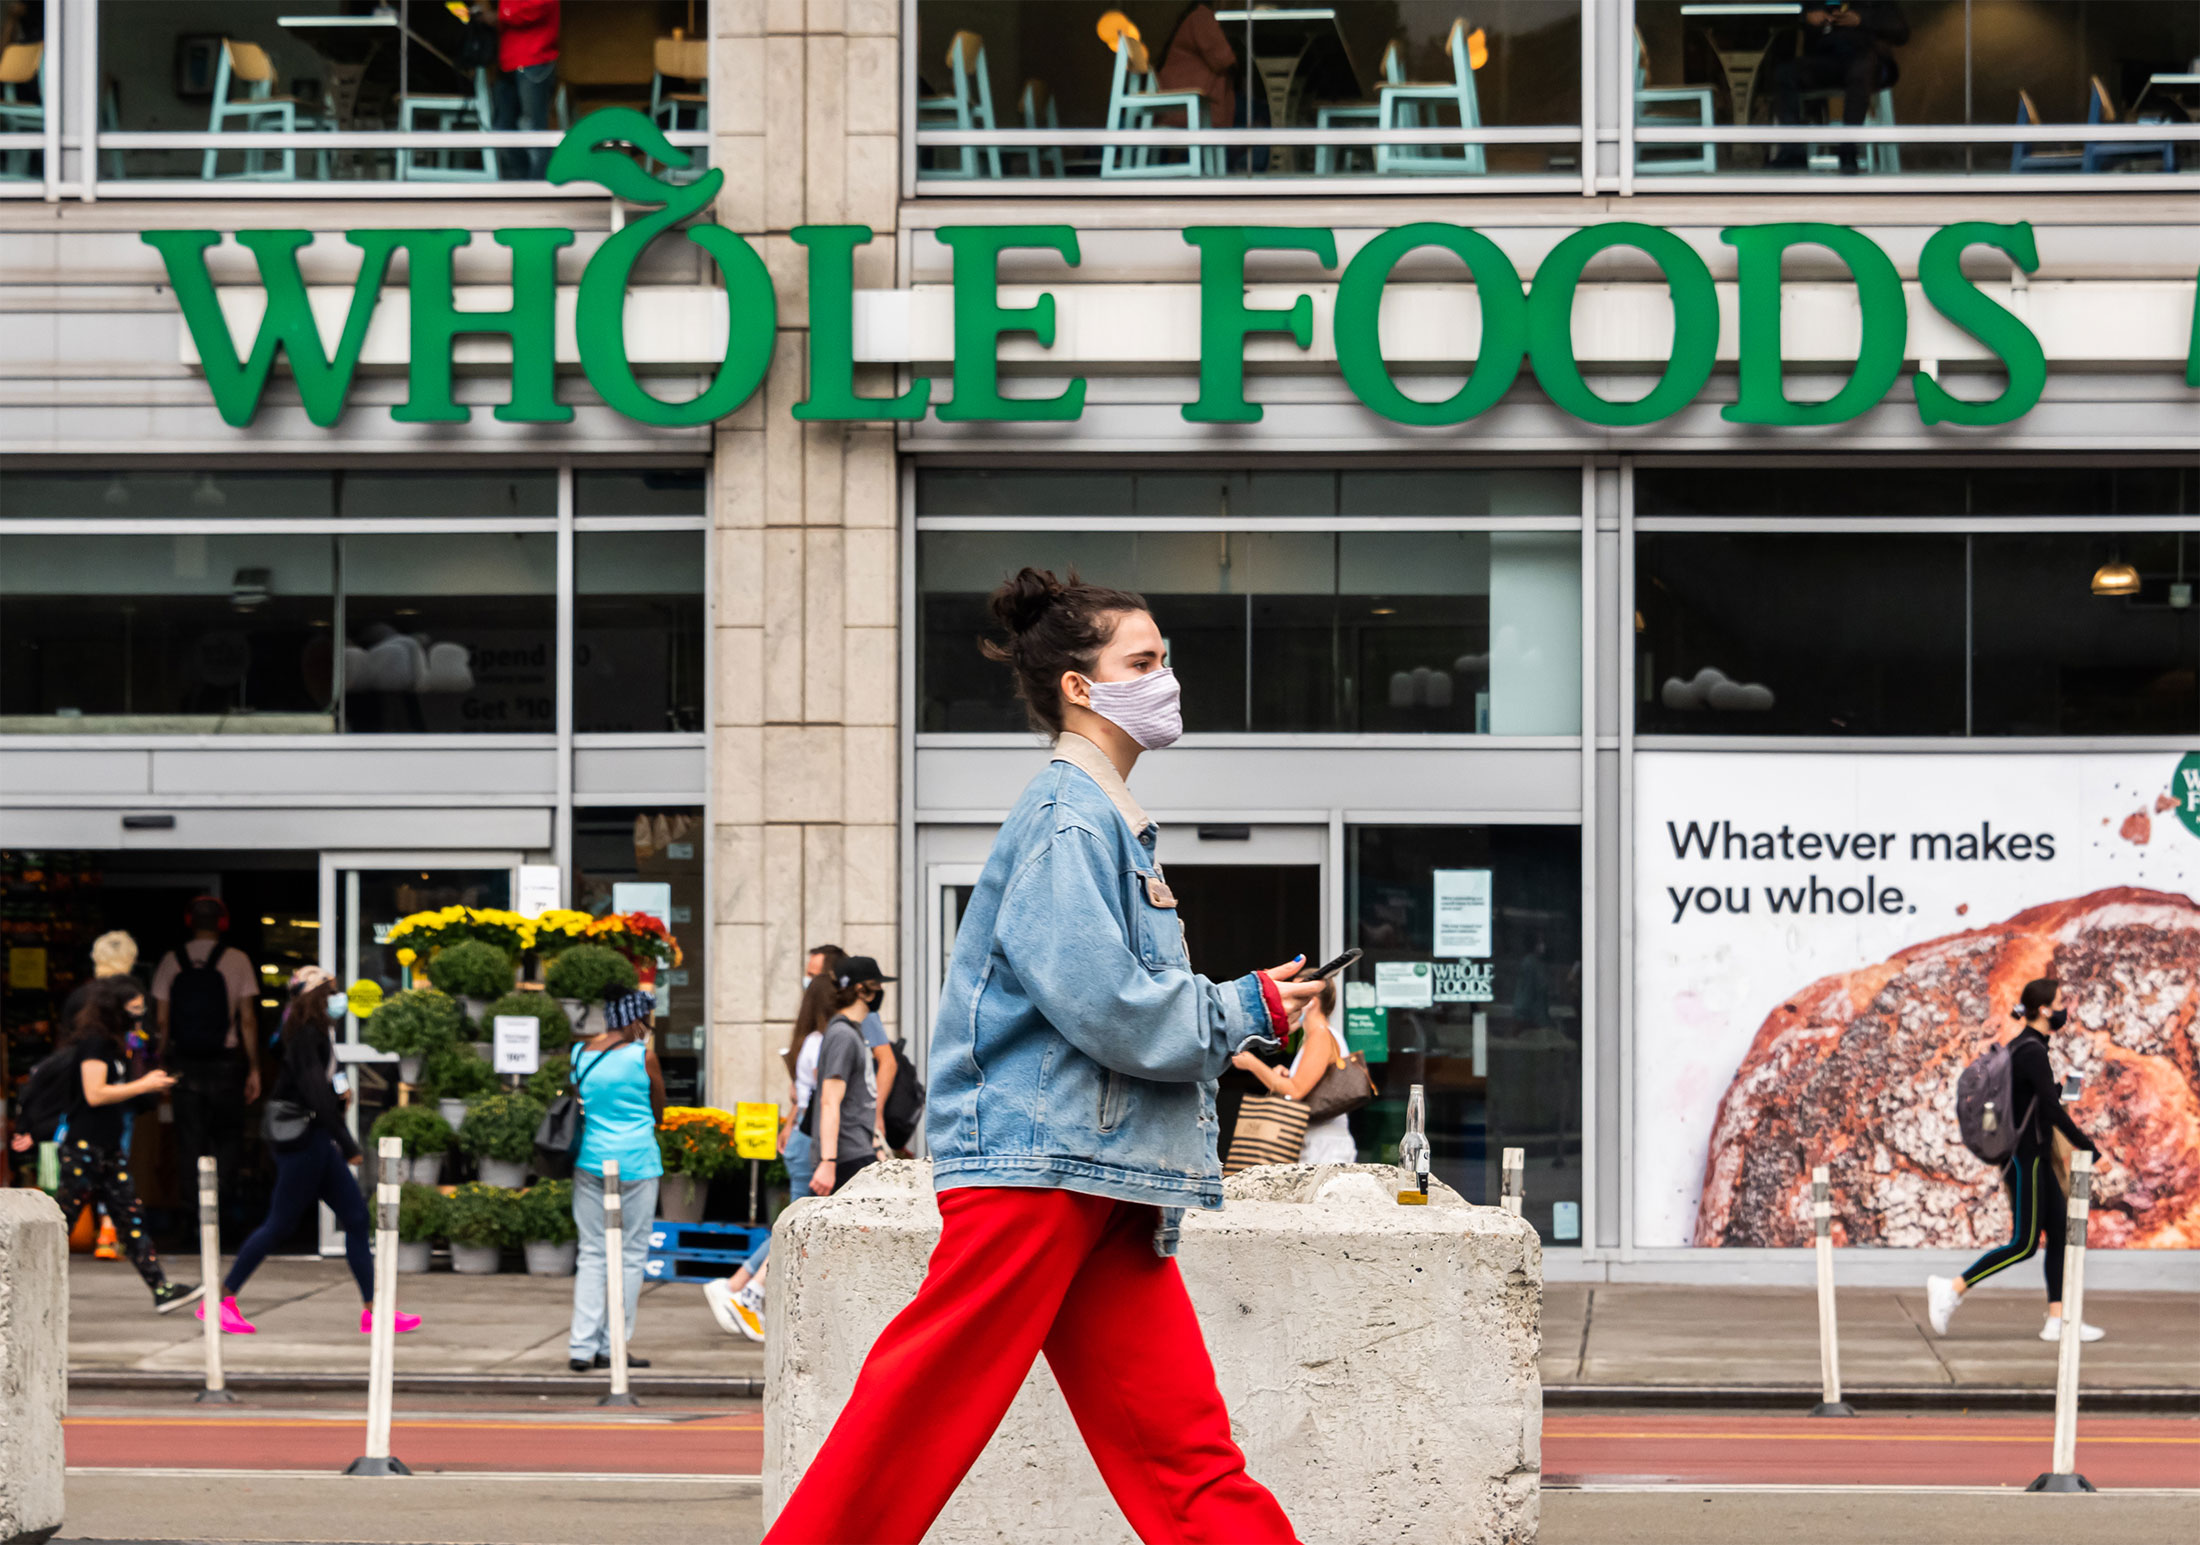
[574,807,706,1106]
[918,468,1578,518]
[1637,528,2200,736]
[1345,823,1583,1238]
[96,0,712,185]
[0,470,554,520]
[0,532,339,732]
[921,529,1578,735]
[575,529,706,733]
[339,532,556,734]
[575,468,707,518]
[1636,465,2199,519]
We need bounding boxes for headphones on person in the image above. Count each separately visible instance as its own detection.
[185,894,230,931]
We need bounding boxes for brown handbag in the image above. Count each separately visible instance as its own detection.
[1304,1049,1376,1125]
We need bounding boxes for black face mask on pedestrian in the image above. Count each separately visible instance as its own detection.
[2014,1005,2068,1031]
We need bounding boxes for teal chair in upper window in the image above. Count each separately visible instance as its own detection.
[1314,40,1402,176]
[1634,28,1716,174]
[917,30,1002,180]
[1375,20,1484,176]
[1101,29,1219,178]
[1805,85,1899,173]
[0,41,42,180]
[1013,79,1066,179]
[203,39,332,181]
[398,69,497,180]
[650,35,709,134]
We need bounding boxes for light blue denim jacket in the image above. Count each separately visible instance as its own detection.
[925,733,1281,1253]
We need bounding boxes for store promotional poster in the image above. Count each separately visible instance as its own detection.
[1634,751,2200,1252]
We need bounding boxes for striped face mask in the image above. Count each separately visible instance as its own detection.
[1080,667,1183,750]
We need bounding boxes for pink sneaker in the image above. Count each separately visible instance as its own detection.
[359,1307,423,1335]
[197,1296,256,1335]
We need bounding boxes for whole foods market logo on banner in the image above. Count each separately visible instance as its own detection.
[1634,751,2200,1253]
[147,115,2200,434]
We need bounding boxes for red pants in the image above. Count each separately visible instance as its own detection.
[764,1187,1298,1545]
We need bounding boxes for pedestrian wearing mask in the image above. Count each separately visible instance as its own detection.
[808,965,885,1198]
[765,567,1321,1545]
[567,988,665,1373]
[212,970,418,1337]
[847,958,899,1152]
[39,977,200,1312]
[1929,976,2105,1342]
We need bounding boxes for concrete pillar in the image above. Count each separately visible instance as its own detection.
[0,1192,67,1545]
[764,1164,1544,1543]
[709,0,903,1108]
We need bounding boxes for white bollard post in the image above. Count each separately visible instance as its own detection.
[599,1157,639,1407]
[345,1136,410,1475]
[194,1156,235,1404]
[2028,1150,2096,1493]
[1809,1163,1855,1417]
[1499,1148,1525,1216]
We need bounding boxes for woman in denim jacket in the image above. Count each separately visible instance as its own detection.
[768,569,1322,1545]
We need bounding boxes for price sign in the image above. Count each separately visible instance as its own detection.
[492,1015,541,1075]
[734,1102,780,1160]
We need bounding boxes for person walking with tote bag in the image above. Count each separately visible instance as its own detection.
[765,568,1324,1545]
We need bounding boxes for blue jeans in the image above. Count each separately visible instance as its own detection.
[492,61,557,180]
[745,1127,820,1276]
[569,1168,658,1360]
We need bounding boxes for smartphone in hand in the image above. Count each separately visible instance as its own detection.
[1303,948,1364,982]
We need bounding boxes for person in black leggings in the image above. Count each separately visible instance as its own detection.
[1928,976,2103,1342]
[214,972,421,1338]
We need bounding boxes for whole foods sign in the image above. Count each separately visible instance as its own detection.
[148,112,2199,433]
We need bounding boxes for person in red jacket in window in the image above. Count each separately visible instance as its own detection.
[487,0,559,179]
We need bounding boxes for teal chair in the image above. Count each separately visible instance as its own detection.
[1805,85,1898,173]
[0,41,42,180]
[650,35,709,134]
[1634,29,1717,174]
[1375,20,1484,176]
[398,69,497,180]
[203,39,332,181]
[1101,30,1218,178]
[917,30,1002,180]
[1013,79,1066,179]
[1315,40,1402,175]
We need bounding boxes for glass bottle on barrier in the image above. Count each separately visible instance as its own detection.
[1397,1083,1430,1203]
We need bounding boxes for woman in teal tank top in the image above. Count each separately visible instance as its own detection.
[567,991,665,1372]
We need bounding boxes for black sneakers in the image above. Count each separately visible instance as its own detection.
[593,1353,649,1369]
[153,1282,206,1315]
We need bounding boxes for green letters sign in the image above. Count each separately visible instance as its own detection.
[153,120,2182,436]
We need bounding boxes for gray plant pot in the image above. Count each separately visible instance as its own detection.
[396,1240,434,1274]
[404,1152,444,1186]
[458,995,493,1026]
[449,1242,501,1275]
[437,1099,468,1128]
[397,1054,425,1087]
[657,1173,707,1223]
[477,1156,529,1188]
[557,998,607,1036]
[523,1239,577,1277]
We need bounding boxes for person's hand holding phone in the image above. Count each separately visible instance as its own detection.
[1262,957,1325,1021]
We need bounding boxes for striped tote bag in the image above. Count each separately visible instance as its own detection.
[1222,1094,1310,1175]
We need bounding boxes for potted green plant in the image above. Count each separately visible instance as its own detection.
[485,990,572,1056]
[656,1108,739,1223]
[370,1105,456,1186]
[517,1178,578,1276]
[458,1090,547,1188]
[543,944,639,1033]
[444,1181,516,1275]
[424,939,517,1023]
[396,1182,446,1274]
[421,1042,498,1127]
[362,988,463,1087]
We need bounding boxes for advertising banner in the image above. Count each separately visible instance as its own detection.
[1634,751,2200,1251]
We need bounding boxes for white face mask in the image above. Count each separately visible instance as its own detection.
[1080,667,1183,750]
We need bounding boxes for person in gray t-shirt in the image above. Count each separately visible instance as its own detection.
[812,1003,879,1191]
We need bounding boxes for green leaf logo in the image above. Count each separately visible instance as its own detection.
[2175,752,2200,842]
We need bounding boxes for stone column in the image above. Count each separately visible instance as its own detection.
[710,0,902,1108]
[0,1192,66,1545]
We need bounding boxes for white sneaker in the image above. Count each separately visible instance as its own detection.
[728,1280,766,1343]
[703,1277,743,1337]
[2040,1316,2106,1343]
[1926,1274,1962,1336]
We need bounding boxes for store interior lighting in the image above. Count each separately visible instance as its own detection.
[2090,559,2141,596]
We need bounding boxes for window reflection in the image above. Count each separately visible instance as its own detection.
[340,532,557,734]
[575,529,705,733]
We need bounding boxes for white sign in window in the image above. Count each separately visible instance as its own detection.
[1433,869,1492,957]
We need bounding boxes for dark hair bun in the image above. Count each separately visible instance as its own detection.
[989,566,1063,638]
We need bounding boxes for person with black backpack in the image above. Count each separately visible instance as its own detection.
[153,895,262,1215]
[1929,976,2104,1342]
[9,976,201,1313]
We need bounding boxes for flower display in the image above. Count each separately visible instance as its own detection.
[596,910,682,969]
[658,1105,741,1181]
[385,905,538,960]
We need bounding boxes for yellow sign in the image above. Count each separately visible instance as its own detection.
[733,1102,779,1161]
[7,948,47,991]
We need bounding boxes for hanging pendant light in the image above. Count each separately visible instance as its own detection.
[2090,559,2140,596]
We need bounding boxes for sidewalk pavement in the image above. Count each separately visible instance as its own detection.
[65,1256,2200,1400]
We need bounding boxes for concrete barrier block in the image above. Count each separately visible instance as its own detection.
[0,1191,68,1545]
[764,1161,1541,1544]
